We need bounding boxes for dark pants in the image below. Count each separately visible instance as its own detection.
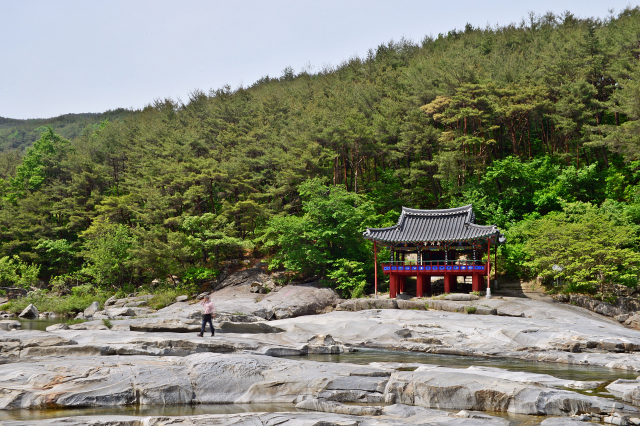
[201,313,214,336]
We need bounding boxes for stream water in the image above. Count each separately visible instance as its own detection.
[0,403,545,425]
[17,318,69,331]
[286,349,640,382]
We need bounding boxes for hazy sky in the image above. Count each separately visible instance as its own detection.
[1,0,637,119]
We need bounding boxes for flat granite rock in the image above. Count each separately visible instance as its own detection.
[129,318,201,332]
[540,418,595,425]
[0,353,634,416]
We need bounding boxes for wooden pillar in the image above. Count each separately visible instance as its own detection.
[374,241,378,297]
[398,275,405,294]
[494,241,498,288]
[487,238,492,297]
[390,274,396,299]
[472,274,481,292]
[444,274,451,294]
[416,274,424,297]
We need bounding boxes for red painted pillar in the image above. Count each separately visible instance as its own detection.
[416,274,424,297]
[444,274,451,293]
[374,241,378,297]
[487,238,492,296]
[398,275,405,294]
[472,274,480,292]
[390,274,397,298]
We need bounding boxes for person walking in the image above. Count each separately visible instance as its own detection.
[198,295,215,337]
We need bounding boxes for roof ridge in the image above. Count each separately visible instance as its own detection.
[401,205,473,216]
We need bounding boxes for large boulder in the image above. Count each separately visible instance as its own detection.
[18,303,38,319]
[105,307,136,317]
[253,283,341,319]
[104,295,117,307]
[83,301,100,318]
[626,315,640,330]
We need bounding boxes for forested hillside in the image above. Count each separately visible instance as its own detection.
[0,109,132,153]
[1,9,640,300]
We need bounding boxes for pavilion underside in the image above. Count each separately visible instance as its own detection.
[363,205,503,298]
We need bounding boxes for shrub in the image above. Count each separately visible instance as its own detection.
[0,255,40,289]
[182,267,219,286]
[524,202,640,295]
[0,285,110,316]
[326,259,368,299]
[148,287,184,310]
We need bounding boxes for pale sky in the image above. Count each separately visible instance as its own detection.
[0,0,636,119]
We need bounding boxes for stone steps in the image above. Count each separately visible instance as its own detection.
[495,279,540,297]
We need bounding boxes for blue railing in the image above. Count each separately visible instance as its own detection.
[381,260,486,273]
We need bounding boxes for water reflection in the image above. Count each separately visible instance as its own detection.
[0,403,302,422]
[285,349,640,382]
[18,318,69,331]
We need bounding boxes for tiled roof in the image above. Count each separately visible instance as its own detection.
[363,205,499,243]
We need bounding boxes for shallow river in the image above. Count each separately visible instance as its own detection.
[0,402,544,425]
[286,349,640,382]
[17,318,69,331]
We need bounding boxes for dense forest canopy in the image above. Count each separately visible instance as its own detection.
[1,9,640,299]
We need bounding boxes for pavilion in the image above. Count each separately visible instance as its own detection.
[363,205,504,298]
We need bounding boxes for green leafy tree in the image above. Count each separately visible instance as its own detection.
[261,178,380,293]
[181,213,253,265]
[80,217,135,288]
[8,127,72,200]
[0,255,40,289]
[524,202,640,295]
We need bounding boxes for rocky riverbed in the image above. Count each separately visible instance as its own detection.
[4,268,640,424]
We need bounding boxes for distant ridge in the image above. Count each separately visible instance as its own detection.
[0,109,134,151]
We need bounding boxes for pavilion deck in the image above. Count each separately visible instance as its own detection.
[382,260,489,297]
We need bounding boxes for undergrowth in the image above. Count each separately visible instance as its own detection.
[0,283,198,315]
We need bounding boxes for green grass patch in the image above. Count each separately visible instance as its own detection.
[66,318,87,325]
[102,319,113,329]
[147,287,184,310]
[1,283,198,316]
[0,288,111,316]
[465,306,477,314]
